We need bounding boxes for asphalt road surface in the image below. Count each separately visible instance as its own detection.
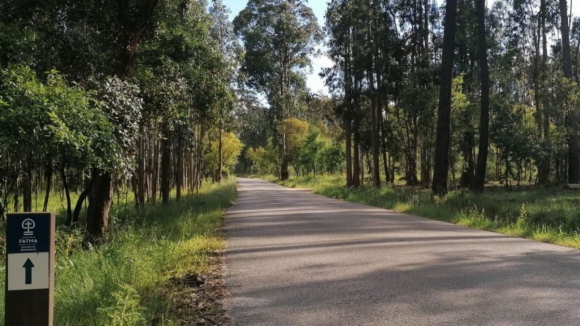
[225,178,580,326]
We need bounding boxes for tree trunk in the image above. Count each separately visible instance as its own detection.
[61,165,73,225]
[560,0,579,183]
[71,177,93,226]
[86,170,112,240]
[432,0,458,196]
[345,118,353,187]
[137,135,145,208]
[176,130,184,201]
[473,0,490,192]
[380,105,391,184]
[217,127,223,183]
[23,157,32,212]
[13,180,20,213]
[369,70,381,188]
[421,144,430,185]
[353,129,361,187]
[540,0,551,183]
[161,121,171,205]
[280,132,289,180]
[43,166,52,212]
[151,136,159,202]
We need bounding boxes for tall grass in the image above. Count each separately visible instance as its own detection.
[269,174,580,249]
[0,179,236,325]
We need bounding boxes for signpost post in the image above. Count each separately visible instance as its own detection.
[5,213,55,326]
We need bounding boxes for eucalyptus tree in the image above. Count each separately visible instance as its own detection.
[432,0,459,196]
[210,0,239,183]
[472,0,490,192]
[234,0,323,180]
[559,0,579,183]
[325,0,357,186]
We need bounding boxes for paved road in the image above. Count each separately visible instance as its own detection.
[225,178,580,325]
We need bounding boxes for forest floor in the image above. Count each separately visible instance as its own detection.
[0,179,236,325]
[263,175,580,250]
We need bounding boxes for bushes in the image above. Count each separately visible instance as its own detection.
[0,179,236,325]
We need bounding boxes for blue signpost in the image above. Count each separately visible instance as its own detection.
[5,213,55,326]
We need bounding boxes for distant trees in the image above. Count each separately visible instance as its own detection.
[245,118,344,176]
[5,0,580,231]
[234,0,323,180]
[313,0,580,193]
[0,0,242,239]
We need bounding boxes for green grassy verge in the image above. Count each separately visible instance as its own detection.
[0,179,236,325]
[266,174,580,250]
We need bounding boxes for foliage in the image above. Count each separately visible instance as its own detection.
[245,141,279,175]
[97,283,145,326]
[234,0,322,179]
[205,131,244,175]
[0,179,237,324]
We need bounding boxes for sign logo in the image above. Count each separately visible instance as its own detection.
[22,218,35,236]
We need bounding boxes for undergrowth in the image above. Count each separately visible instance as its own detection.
[0,179,236,325]
[266,174,580,250]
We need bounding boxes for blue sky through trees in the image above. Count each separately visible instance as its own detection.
[222,0,580,95]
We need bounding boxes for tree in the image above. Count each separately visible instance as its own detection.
[432,0,459,196]
[559,0,579,183]
[472,0,490,192]
[234,0,322,180]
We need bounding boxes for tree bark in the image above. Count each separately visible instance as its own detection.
[473,0,490,192]
[432,0,458,196]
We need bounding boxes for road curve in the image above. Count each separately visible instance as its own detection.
[224,178,580,326]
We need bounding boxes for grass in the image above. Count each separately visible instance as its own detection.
[0,178,237,325]
[264,174,580,250]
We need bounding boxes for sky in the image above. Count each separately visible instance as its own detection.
[222,0,580,95]
[222,0,333,94]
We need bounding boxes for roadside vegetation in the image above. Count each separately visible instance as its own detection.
[232,0,580,253]
[265,174,580,249]
[0,179,236,325]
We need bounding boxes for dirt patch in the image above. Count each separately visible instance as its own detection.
[165,252,230,325]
